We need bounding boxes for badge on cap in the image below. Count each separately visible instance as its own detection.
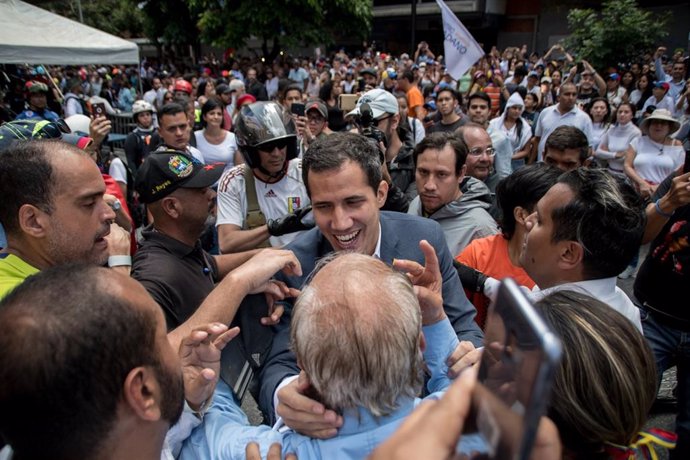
[168,154,193,178]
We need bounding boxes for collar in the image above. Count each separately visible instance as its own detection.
[532,277,618,300]
[373,222,382,258]
[338,396,416,436]
[141,225,200,258]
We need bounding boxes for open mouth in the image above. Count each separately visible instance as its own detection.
[333,229,361,250]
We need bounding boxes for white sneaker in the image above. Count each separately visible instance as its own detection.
[618,265,636,279]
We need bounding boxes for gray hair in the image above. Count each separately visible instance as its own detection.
[290,253,423,416]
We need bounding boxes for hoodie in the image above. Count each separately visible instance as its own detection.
[408,176,499,256]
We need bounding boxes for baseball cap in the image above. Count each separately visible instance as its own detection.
[346,89,399,120]
[607,73,620,81]
[134,150,224,204]
[541,76,552,84]
[216,83,232,95]
[0,119,92,152]
[653,81,670,91]
[360,68,377,77]
[306,98,328,119]
[229,80,245,92]
[528,71,539,79]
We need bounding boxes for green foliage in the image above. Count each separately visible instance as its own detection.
[29,0,145,38]
[564,0,669,69]
[188,0,372,57]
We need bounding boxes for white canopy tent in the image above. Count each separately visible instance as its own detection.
[0,0,139,64]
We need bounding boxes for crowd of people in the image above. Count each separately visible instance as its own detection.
[0,37,690,460]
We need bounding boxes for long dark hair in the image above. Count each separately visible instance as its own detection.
[635,73,654,112]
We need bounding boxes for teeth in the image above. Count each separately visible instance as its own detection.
[335,231,359,243]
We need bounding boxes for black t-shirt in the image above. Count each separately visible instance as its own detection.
[131,226,218,330]
[428,117,466,134]
[634,173,690,326]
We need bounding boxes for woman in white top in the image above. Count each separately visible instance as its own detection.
[594,102,641,174]
[488,91,532,170]
[624,108,684,199]
[194,99,243,170]
[586,97,612,152]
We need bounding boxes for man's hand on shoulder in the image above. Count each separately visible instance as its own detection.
[277,371,343,439]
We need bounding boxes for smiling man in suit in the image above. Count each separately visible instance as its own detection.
[257,132,483,436]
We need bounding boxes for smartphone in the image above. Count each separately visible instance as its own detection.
[683,149,690,174]
[576,62,584,74]
[93,102,107,118]
[358,78,366,92]
[290,102,305,117]
[338,94,359,113]
[469,278,562,460]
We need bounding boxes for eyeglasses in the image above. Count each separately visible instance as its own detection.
[468,147,496,157]
[307,115,325,124]
[258,138,290,152]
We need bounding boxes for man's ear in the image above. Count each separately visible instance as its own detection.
[376,180,389,208]
[18,204,50,238]
[513,206,529,226]
[160,196,180,219]
[557,241,584,271]
[123,366,162,422]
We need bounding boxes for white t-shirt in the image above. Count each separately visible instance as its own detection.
[534,105,594,160]
[216,159,310,248]
[631,136,684,184]
[109,157,127,184]
[194,130,239,170]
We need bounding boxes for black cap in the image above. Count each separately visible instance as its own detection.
[135,150,224,204]
[216,83,232,95]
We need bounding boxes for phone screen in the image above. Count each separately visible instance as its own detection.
[290,103,305,117]
[469,279,561,460]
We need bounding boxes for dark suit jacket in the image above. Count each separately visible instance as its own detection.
[258,211,483,419]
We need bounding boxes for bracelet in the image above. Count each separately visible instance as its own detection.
[108,255,132,267]
[654,199,673,218]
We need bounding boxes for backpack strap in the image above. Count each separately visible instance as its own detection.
[242,165,270,248]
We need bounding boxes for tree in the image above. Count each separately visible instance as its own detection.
[30,0,145,38]
[187,0,372,60]
[563,0,669,70]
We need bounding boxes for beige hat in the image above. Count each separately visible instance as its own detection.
[639,109,680,135]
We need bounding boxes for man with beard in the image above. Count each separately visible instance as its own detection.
[216,101,312,253]
[0,264,236,459]
[0,140,128,298]
[347,89,417,211]
[246,67,269,101]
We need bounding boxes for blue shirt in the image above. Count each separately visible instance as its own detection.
[180,319,473,459]
[15,108,60,122]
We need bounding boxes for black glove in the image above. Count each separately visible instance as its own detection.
[267,205,314,237]
[453,260,487,293]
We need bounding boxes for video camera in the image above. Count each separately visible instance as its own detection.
[358,102,387,164]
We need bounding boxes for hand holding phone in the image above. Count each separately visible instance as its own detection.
[92,102,107,119]
[470,278,562,460]
[290,103,305,117]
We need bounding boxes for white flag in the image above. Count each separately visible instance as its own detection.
[435,0,484,80]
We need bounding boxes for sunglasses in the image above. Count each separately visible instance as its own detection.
[258,138,290,152]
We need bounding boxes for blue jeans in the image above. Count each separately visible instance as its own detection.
[640,307,690,459]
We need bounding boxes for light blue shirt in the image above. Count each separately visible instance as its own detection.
[534,104,594,160]
[180,319,480,459]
